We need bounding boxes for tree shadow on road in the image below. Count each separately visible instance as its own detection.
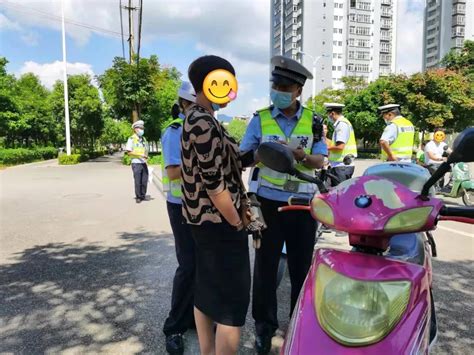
[431,259,474,354]
[0,231,177,354]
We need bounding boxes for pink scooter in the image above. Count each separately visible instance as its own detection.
[257,127,474,354]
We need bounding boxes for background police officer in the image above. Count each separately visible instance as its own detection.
[378,104,415,163]
[324,102,357,185]
[161,81,196,354]
[125,120,149,203]
[240,55,327,354]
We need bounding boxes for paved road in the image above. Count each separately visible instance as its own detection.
[0,156,472,354]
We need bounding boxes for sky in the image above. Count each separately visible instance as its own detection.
[0,0,425,117]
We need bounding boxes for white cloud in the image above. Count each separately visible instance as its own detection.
[18,60,95,89]
[396,0,424,74]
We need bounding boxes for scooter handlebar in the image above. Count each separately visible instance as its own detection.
[439,206,474,219]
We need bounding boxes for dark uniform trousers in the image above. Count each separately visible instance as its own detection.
[131,163,148,199]
[163,201,196,335]
[253,196,316,336]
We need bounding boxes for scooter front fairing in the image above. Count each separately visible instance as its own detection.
[282,249,432,355]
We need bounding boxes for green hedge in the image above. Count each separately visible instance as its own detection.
[58,154,82,165]
[0,147,58,165]
[58,149,107,165]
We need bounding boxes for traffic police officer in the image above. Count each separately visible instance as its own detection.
[162,81,196,354]
[126,120,149,203]
[324,102,358,185]
[379,104,415,163]
[240,55,327,354]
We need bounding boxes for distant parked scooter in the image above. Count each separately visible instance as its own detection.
[437,162,474,206]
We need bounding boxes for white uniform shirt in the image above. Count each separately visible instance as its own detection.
[424,141,447,165]
[330,118,351,167]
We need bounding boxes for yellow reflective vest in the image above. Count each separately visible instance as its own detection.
[257,107,317,195]
[381,116,415,161]
[328,117,358,163]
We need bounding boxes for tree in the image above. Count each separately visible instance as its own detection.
[0,57,21,147]
[15,73,56,146]
[441,40,474,78]
[98,55,161,121]
[226,119,247,143]
[387,70,473,132]
[344,77,391,147]
[50,74,104,150]
[100,116,131,145]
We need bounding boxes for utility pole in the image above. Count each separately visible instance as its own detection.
[123,0,139,122]
[61,0,71,155]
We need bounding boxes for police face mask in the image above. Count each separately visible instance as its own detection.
[270,89,293,109]
[136,129,144,136]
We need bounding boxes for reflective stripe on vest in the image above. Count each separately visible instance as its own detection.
[131,134,146,156]
[328,117,358,162]
[161,119,183,198]
[257,107,317,194]
[381,116,415,161]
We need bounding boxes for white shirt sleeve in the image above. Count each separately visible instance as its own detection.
[333,121,350,144]
[125,138,133,152]
[380,123,398,144]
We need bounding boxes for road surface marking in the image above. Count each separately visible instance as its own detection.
[437,225,474,239]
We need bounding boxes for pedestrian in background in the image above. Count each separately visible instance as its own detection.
[181,55,250,355]
[324,102,357,186]
[162,82,197,354]
[378,104,414,163]
[125,120,149,203]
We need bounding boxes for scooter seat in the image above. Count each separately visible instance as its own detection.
[386,233,426,266]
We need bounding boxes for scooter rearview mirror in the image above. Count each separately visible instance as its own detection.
[448,127,474,164]
[257,142,296,175]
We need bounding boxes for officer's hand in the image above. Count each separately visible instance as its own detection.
[292,147,306,161]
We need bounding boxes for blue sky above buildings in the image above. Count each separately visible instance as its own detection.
[0,0,424,117]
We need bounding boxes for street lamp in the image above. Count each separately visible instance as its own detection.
[298,51,329,108]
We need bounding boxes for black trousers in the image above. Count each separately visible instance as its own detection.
[131,163,148,199]
[329,165,355,186]
[253,196,316,336]
[163,202,196,335]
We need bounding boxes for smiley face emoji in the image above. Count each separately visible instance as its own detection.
[203,69,238,104]
[434,130,445,143]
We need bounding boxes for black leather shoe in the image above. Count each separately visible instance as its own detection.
[135,198,141,204]
[166,333,184,355]
[255,334,272,354]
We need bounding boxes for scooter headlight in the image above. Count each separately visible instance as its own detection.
[315,264,411,346]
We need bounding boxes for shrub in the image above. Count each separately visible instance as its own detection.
[58,154,81,165]
[0,147,58,165]
[122,154,132,165]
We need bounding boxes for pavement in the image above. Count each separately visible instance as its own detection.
[0,155,472,354]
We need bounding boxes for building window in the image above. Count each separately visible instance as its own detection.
[427,19,436,26]
[332,66,337,70]
[357,51,370,60]
[357,1,371,11]
[427,28,436,36]
[357,14,371,23]
[452,26,465,37]
[427,38,435,45]
[349,26,356,34]
[381,19,392,27]
[349,38,355,46]
[338,41,343,46]
[356,26,371,36]
[357,39,370,47]
[350,0,356,8]
[333,40,338,46]
[337,66,342,71]
[381,43,390,52]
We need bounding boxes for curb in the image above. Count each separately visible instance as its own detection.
[0,159,58,170]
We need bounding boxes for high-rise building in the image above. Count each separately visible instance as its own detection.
[423,0,474,70]
[270,0,398,102]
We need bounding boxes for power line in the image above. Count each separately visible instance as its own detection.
[0,0,125,38]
